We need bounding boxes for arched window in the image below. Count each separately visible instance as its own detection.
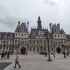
[21,34,23,37]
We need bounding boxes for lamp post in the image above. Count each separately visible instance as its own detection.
[53,41,55,57]
[67,41,69,56]
[45,31,52,61]
[26,41,29,55]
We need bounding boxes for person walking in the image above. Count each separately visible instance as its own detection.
[53,50,55,57]
[63,50,66,58]
[14,52,21,68]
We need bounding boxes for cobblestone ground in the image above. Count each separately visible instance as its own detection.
[0,54,70,70]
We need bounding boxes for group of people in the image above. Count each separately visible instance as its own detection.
[1,51,10,59]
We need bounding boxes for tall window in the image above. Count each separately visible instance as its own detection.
[22,28,23,31]
[44,47,46,51]
[41,40,42,44]
[44,40,45,45]
[58,35,59,37]
[21,34,23,37]
[37,40,38,44]
[37,47,39,52]
[58,42,60,45]
[25,34,27,37]
[16,33,17,36]
[33,39,35,44]
[30,40,31,44]
[55,35,56,37]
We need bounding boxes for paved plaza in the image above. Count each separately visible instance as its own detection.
[0,54,70,70]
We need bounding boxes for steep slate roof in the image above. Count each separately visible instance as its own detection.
[0,32,15,35]
[52,24,60,33]
[66,34,70,39]
[52,24,65,34]
[15,23,28,32]
[60,28,65,33]
[29,29,48,37]
[29,29,38,37]
[0,32,15,38]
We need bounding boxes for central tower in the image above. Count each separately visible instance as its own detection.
[37,16,42,30]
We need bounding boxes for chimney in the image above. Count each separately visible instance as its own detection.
[57,23,60,27]
[49,23,52,33]
[27,21,29,30]
[18,21,20,26]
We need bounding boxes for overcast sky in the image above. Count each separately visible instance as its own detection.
[0,0,70,34]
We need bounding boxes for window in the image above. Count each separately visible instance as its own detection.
[37,40,38,44]
[21,34,23,37]
[55,35,56,37]
[41,40,42,44]
[33,40,35,44]
[44,47,46,51]
[30,40,31,44]
[58,35,59,37]
[19,34,20,36]
[37,47,39,52]
[44,40,45,45]
[1,35,4,38]
[55,42,57,45]
[22,28,23,31]
[33,47,35,51]
[6,47,8,50]
[25,34,27,37]
[58,42,60,45]
[7,35,10,38]
[16,33,17,36]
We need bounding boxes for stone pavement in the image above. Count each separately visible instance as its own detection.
[0,54,70,70]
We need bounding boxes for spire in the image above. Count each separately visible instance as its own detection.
[37,16,42,30]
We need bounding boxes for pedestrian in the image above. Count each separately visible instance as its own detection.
[45,52,47,57]
[53,51,55,57]
[7,52,10,59]
[63,51,66,58]
[67,50,69,56]
[14,52,21,68]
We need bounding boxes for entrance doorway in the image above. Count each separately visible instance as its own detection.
[21,47,26,54]
[56,47,61,53]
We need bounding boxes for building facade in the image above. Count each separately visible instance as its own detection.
[0,16,70,54]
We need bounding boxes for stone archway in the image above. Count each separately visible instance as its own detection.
[56,47,61,54]
[21,47,26,54]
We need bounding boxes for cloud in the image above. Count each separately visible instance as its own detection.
[45,0,68,7]
[0,4,30,31]
[49,1,56,7]
[45,0,56,7]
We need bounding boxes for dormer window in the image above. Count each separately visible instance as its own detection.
[21,27,24,31]
[16,33,17,36]
[57,29,58,31]
[22,28,23,30]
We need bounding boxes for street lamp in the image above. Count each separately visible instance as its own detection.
[45,31,52,61]
[26,40,29,55]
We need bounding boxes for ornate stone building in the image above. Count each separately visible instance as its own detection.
[0,16,70,54]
